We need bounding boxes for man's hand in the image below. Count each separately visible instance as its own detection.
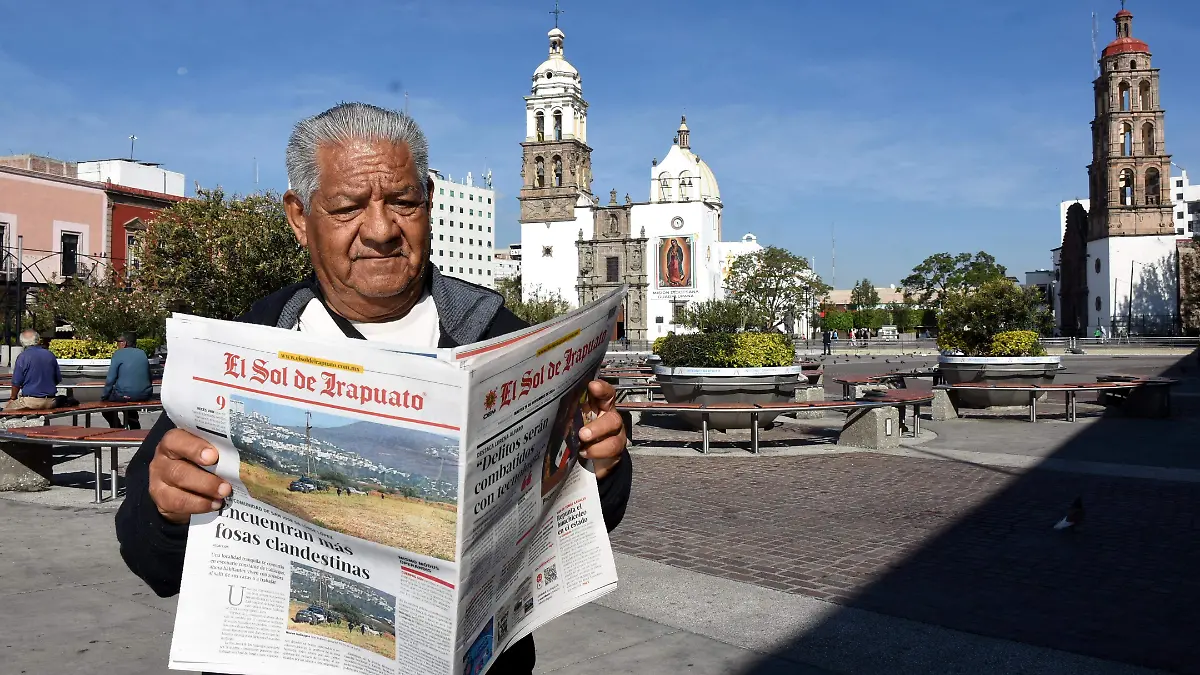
[578,379,626,480]
[148,428,231,525]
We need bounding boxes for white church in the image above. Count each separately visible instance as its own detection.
[517,26,762,342]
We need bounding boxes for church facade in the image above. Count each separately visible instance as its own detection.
[518,27,761,341]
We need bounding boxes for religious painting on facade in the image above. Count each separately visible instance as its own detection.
[657,236,693,289]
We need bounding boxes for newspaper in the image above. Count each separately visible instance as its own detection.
[165,287,626,675]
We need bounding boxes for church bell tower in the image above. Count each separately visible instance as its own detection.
[1087,6,1173,240]
[519,27,593,224]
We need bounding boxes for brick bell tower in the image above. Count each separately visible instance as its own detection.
[1087,5,1173,240]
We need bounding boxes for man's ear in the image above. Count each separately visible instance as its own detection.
[283,190,309,248]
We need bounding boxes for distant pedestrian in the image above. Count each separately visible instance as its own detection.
[337,487,342,496]
[821,329,832,356]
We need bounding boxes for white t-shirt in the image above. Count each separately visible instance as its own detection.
[295,293,441,348]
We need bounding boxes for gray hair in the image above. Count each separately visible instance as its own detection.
[285,102,430,212]
[18,329,39,347]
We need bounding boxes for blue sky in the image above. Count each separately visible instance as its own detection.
[233,395,357,429]
[2,1,1197,287]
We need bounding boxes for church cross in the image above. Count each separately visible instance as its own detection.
[550,0,565,27]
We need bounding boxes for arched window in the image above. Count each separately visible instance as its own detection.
[1129,60,1137,70]
[678,171,693,201]
[658,172,672,201]
[1139,81,1152,110]
[1142,122,1156,155]
[535,156,545,188]
[1119,81,1131,111]
[553,110,562,140]
[1119,168,1134,206]
[552,155,563,188]
[1122,123,1133,156]
[535,111,545,142]
[1145,167,1161,205]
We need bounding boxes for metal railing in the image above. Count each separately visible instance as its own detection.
[1042,336,1198,349]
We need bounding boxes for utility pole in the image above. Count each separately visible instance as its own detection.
[305,411,313,476]
[831,224,836,290]
[128,135,137,161]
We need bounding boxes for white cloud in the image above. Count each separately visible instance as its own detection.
[176,66,188,76]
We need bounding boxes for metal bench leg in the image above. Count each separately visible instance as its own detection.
[702,413,710,455]
[109,446,119,501]
[1068,391,1076,422]
[750,412,759,454]
[93,449,103,504]
[913,405,921,437]
[1029,392,1037,422]
[85,412,92,428]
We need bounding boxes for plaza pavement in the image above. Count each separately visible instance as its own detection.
[2,352,1197,673]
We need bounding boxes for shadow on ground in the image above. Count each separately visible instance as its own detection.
[734,350,1200,674]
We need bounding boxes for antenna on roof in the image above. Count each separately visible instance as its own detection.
[254,157,259,186]
[128,135,137,161]
[404,91,410,115]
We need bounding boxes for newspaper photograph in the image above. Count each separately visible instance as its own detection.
[164,287,626,675]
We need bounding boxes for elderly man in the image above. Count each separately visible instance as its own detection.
[5,329,61,411]
[100,331,153,430]
[115,103,631,674]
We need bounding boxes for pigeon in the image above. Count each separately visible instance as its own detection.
[1054,497,1085,530]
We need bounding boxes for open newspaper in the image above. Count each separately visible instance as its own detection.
[165,287,627,675]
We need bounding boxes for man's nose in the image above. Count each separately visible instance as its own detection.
[358,200,404,249]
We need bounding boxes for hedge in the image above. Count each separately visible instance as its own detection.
[653,332,795,368]
[987,331,1045,357]
[49,338,163,360]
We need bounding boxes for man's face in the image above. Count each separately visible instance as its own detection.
[285,138,431,312]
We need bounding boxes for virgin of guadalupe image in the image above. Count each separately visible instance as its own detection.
[663,238,689,287]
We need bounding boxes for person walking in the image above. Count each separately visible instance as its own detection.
[5,329,61,411]
[821,328,832,356]
[101,332,154,430]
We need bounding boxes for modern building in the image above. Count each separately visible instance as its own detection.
[1058,7,1180,336]
[75,159,185,197]
[1169,169,1200,236]
[517,26,762,341]
[429,169,497,288]
[494,244,522,280]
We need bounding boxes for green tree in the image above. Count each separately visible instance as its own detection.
[675,299,764,333]
[726,246,829,331]
[900,251,1007,308]
[849,278,881,311]
[936,279,1048,355]
[495,275,571,325]
[135,188,312,320]
[887,302,919,333]
[822,307,853,334]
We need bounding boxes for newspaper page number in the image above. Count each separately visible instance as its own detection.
[216,395,226,410]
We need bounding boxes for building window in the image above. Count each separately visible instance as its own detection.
[658,172,672,201]
[450,190,455,197]
[1145,167,1161,205]
[487,255,491,261]
[553,155,563,187]
[439,234,444,241]
[1177,194,1184,202]
[655,316,664,324]
[535,111,545,141]
[1179,228,1186,235]
[469,254,474,260]
[606,256,620,282]
[60,232,80,277]
[439,188,444,195]
[542,245,553,257]
[1095,258,1101,274]
[1178,212,1185,219]
[459,237,464,243]
[459,207,464,213]
[1119,81,1131,111]
[535,156,545,188]
[1139,80,1152,110]
[1095,296,1102,312]
[438,265,443,271]
[553,110,562,140]
[439,219,444,226]
[487,212,491,218]
[439,204,444,210]
[469,209,474,216]
[1177,180,1184,188]
[469,239,474,245]
[488,198,492,204]
[488,226,492,232]
[1142,122,1156,154]
[488,270,491,276]
[469,268,473,274]
[469,224,474,230]
[1119,168,1135,206]
[469,195,474,201]
[671,302,685,322]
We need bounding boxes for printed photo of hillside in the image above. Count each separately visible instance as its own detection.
[287,562,396,658]
[230,395,459,561]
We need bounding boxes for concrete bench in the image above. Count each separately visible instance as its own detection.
[933,378,1178,422]
[615,392,932,454]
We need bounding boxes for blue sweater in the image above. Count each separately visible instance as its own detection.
[103,347,153,400]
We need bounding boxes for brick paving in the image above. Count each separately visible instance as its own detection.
[610,453,1200,673]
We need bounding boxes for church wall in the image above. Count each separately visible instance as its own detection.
[631,200,722,339]
[1087,235,1179,333]
[520,205,592,306]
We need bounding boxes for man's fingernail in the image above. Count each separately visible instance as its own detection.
[211,499,224,511]
[579,450,589,459]
[200,448,217,464]
[579,428,592,441]
[217,483,232,498]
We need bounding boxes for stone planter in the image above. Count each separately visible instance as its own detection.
[57,357,164,379]
[653,365,803,431]
[937,355,1062,408]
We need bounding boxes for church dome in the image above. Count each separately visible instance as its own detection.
[533,27,579,83]
[650,116,721,204]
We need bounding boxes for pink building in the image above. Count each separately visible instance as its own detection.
[0,165,108,284]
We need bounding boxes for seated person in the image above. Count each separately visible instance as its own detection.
[101,331,153,430]
[5,329,61,411]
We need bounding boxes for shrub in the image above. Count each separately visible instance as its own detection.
[653,332,795,368]
[49,338,162,359]
[988,331,1046,357]
[674,299,765,333]
[936,279,1048,356]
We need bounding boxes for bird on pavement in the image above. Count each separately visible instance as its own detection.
[1054,497,1085,530]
